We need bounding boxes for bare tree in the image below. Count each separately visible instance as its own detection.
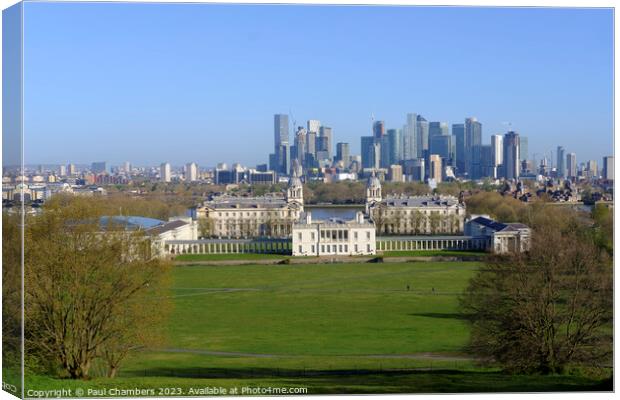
[24,198,172,379]
[461,213,612,374]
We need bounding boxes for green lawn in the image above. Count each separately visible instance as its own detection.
[22,262,612,394]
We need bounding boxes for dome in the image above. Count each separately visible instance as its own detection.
[366,170,381,189]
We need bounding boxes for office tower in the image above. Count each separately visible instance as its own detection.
[403,113,418,160]
[306,131,316,158]
[429,122,449,137]
[307,119,321,135]
[68,163,76,176]
[274,114,290,174]
[336,142,350,167]
[58,164,67,176]
[387,129,402,165]
[416,115,429,158]
[585,160,598,178]
[603,156,614,180]
[185,162,198,182]
[520,136,529,161]
[373,120,385,139]
[452,123,465,174]
[361,136,376,169]
[503,131,520,180]
[480,145,495,178]
[123,161,131,173]
[566,153,577,179]
[402,158,425,182]
[429,134,454,167]
[160,162,171,182]
[91,162,106,174]
[379,136,391,169]
[318,126,333,160]
[294,127,307,165]
[429,154,442,183]
[465,117,482,179]
[556,146,566,178]
[491,134,503,168]
[388,164,403,182]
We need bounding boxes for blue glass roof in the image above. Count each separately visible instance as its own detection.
[99,216,165,230]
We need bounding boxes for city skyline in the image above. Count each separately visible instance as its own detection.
[19,3,613,165]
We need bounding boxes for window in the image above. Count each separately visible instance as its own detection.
[339,245,343,252]
[321,245,325,252]
[354,244,358,252]
[344,245,348,252]
[299,245,302,253]
[344,231,348,240]
[367,244,371,252]
[354,232,358,239]
[366,231,371,239]
[311,232,315,240]
[298,233,302,240]
[332,245,337,252]
[321,230,325,239]
[311,245,315,253]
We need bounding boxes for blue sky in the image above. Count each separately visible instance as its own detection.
[22,3,613,167]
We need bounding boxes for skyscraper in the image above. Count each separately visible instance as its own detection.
[379,136,391,169]
[387,128,402,165]
[294,127,307,165]
[307,119,321,135]
[429,122,449,137]
[556,146,566,178]
[480,145,495,178]
[160,162,171,182]
[603,156,614,180]
[520,136,529,161]
[465,117,482,179]
[429,134,454,167]
[416,115,429,159]
[566,153,577,179]
[503,131,520,180]
[491,134,503,168]
[274,114,290,174]
[361,136,376,169]
[452,123,465,174]
[185,162,198,182]
[403,113,418,160]
[336,142,350,167]
[91,162,106,174]
[373,120,385,140]
[318,126,333,160]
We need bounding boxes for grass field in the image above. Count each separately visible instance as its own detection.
[175,253,290,261]
[23,262,612,395]
[381,250,487,258]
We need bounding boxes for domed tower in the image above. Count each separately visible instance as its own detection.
[365,170,382,214]
[286,166,304,209]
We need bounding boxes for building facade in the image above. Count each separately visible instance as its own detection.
[193,170,304,238]
[292,211,376,256]
[365,172,466,235]
[465,215,531,254]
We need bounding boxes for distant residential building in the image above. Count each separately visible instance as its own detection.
[429,154,442,183]
[185,162,198,182]
[503,132,520,180]
[603,156,614,180]
[388,164,403,182]
[160,162,171,182]
[123,161,132,174]
[566,153,577,179]
[292,211,376,256]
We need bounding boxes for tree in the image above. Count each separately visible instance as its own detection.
[461,213,612,374]
[23,198,172,379]
[198,216,215,238]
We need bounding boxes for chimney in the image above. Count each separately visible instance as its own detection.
[306,212,312,224]
[356,211,364,224]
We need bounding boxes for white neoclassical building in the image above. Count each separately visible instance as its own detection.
[292,211,376,256]
[365,171,466,235]
[464,215,531,253]
[192,169,304,238]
